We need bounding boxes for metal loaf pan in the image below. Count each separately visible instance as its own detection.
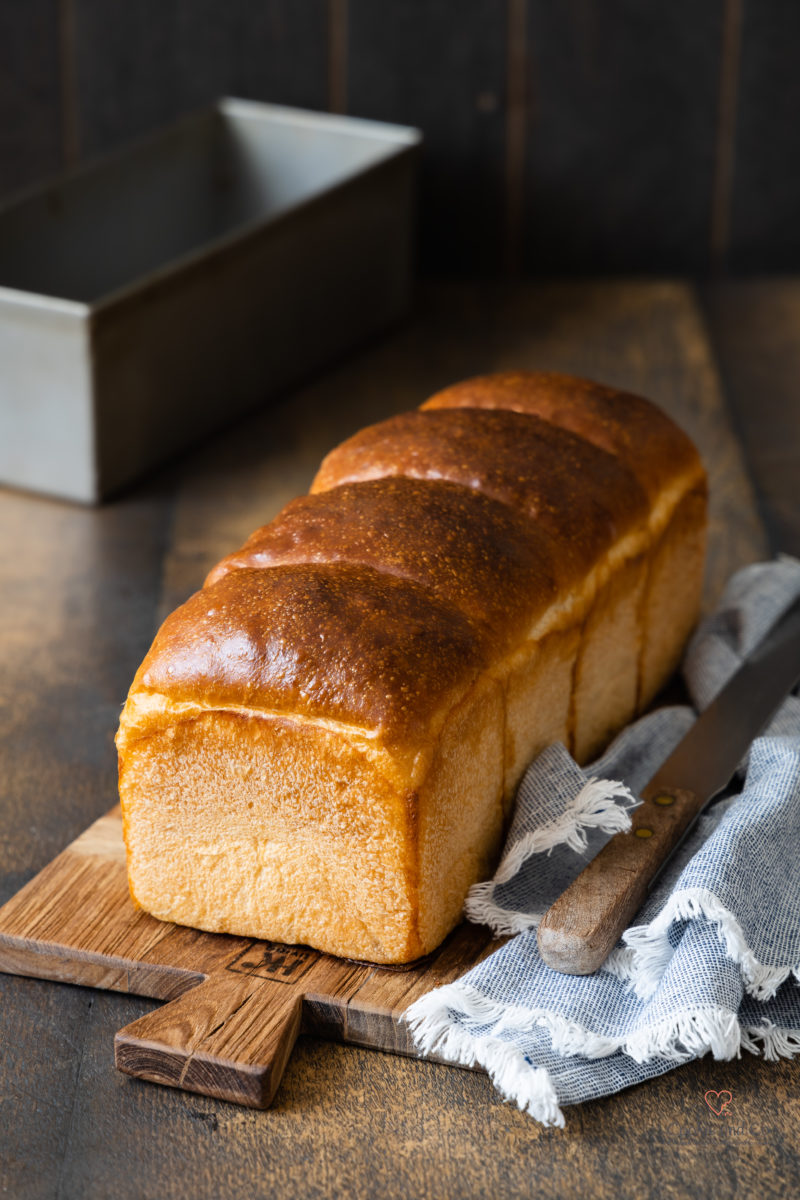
[0,99,421,502]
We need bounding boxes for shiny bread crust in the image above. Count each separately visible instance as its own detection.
[117,371,708,963]
[422,370,705,504]
[311,407,650,580]
[123,563,489,754]
[205,477,562,649]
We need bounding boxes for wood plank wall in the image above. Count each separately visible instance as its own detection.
[1,0,797,275]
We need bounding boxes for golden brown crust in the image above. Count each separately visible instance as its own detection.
[421,371,705,505]
[117,369,708,965]
[205,477,561,649]
[311,408,649,586]
[131,563,489,749]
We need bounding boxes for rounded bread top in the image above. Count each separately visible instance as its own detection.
[130,562,489,749]
[311,407,649,583]
[205,477,561,650]
[421,370,705,505]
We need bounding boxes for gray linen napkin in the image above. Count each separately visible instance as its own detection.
[404,557,800,1127]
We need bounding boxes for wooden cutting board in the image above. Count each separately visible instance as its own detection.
[0,806,499,1107]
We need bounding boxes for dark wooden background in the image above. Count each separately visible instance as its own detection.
[2,0,799,276]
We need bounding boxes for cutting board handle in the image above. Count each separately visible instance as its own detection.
[115,972,303,1108]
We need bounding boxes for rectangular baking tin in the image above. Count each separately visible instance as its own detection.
[0,99,421,502]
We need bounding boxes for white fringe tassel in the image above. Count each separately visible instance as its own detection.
[464,776,637,935]
[742,1019,800,1061]
[404,980,800,1125]
[624,1009,742,1063]
[621,887,796,1001]
[404,985,566,1128]
[406,982,746,1064]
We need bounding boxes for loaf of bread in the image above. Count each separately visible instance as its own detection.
[116,371,707,964]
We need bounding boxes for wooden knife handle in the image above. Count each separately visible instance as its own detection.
[536,783,704,975]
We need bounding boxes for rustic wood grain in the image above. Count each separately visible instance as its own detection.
[46,1013,800,1200]
[347,0,508,274]
[0,808,500,1106]
[539,786,702,975]
[115,973,303,1108]
[0,485,169,906]
[1,281,797,1200]
[504,0,527,275]
[710,0,743,268]
[5,4,800,276]
[0,471,172,1200]
[0,0,63,200]
[72,0,329,161]
[701,279,800,559]
[523,2,725,273]
[727,3,800,270]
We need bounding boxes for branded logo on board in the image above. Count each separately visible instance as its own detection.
[227,941,316,983]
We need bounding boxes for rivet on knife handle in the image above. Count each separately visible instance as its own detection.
[536,783,703,975]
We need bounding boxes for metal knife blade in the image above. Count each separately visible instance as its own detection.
[537,593,800,976]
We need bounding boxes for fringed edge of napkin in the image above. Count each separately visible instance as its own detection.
[464,777,637,935]
[614,886,800,1002]
[743,1019,800,1059]
[403,984,566,1128]
[404,981,800,1127]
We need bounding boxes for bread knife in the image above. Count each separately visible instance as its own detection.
[537,594,800,975]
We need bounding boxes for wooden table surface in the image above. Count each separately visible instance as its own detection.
[1,280,798,1200]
